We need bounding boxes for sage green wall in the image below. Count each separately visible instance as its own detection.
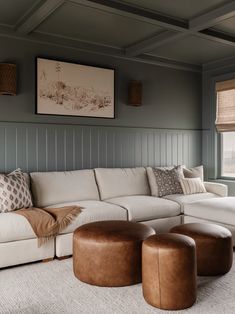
[0,37,202,129]
[0,36,202,172]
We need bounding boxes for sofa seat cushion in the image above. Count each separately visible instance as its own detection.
[163,192,219,211]
[106,196,181,222]
[30,170,100,207]
[184,197,235,226]
[0,213,35,243]
[95,168,150,200]
[46,200,127,234]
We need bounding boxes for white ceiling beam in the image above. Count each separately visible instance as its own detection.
[16,0,66,35]
[189,1,235,31]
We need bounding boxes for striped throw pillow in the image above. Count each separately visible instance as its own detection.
[180,177,206,195]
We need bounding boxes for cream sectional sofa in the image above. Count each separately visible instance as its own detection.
[0,167,231,268]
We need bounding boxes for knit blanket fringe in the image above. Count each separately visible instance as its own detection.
[14,206,81,247]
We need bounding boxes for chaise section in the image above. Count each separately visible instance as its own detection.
[106,196,180,222]
[184,197,235,226]
[184,197,235,245]
[163,192,219,211]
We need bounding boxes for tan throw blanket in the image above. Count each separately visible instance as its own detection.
[15,206,81,247]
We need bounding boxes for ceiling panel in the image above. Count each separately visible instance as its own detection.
[149,35,235,64]
[214,15,235,36]
[36,2,163,48]
[119,0,229,20]
[0,0,38,26]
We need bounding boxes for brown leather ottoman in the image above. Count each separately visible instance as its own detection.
[73,220,155,287]
[142,234,197,310]
[171,223,233,276]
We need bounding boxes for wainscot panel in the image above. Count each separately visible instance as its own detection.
[0,122,201,173]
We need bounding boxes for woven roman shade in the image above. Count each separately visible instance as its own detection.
[215,79,235,132]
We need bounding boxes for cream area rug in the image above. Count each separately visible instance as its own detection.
[0,254,235,314]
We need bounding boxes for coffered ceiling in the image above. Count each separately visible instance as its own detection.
[1,0,235,72]
[37,2,163,47]
[0,0,38,25]
[119,0,229,20]
[214,14,235,35]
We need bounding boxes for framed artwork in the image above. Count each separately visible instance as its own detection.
[36,57,115,118]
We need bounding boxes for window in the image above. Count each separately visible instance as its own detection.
[216,79,235,178]
[221,132,235,177]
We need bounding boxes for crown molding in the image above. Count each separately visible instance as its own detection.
[203,55,235,72]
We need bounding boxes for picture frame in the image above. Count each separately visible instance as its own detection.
[36,57,115,119]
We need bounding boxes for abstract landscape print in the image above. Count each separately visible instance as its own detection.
[36,58,115,118]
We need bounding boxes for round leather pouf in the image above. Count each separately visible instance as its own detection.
[142,233,197,311]
[73,220,155,287]
[171,223,233,276]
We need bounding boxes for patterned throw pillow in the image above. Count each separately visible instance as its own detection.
[152,165,183,197]
[0,169,33,213]
[180,177,206,195]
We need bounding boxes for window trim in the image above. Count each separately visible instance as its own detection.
[219,132,235,180]
[212,73,235,181]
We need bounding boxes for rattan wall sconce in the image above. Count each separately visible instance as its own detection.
[128,80,142,106]
[0,63,17,95]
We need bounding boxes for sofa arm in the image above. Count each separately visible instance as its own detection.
[204,181,228,197]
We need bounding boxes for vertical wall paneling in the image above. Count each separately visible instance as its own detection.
[0,127,6,172]
[16,126,27,170]
[0,122,202,173]
[6,127,17,171]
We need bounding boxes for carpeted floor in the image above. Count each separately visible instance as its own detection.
[0,254,234,314]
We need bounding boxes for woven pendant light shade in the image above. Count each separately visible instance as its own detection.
[128,80,142,106]
[0,63,17,95]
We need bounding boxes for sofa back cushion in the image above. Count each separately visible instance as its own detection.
[30,170,100,207]
[95,167,150,200]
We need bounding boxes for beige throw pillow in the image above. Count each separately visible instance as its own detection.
[146,167,159,196]
[183,165,204,181]
[0,169,33,213]
[180,177,206,195]
[152,165,184,197]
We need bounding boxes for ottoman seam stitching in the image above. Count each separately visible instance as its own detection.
[157,247,161,308]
